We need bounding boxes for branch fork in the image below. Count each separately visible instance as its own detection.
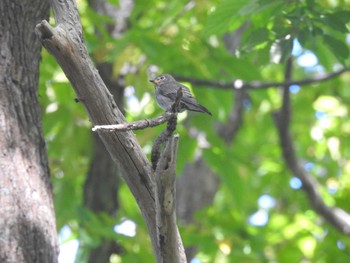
[36,0,186,261]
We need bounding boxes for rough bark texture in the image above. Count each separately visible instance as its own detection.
[155,136,186,263]
[0,1,59,262]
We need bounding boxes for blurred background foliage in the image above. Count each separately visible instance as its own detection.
[39,0,350,262]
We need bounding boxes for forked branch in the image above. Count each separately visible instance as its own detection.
[35,0,186,261]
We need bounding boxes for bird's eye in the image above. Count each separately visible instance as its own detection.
[160,76,165,80]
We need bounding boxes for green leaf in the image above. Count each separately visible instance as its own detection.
[203,0,246,37]
[105,0,119,7]
[239,0,284,16]
[176,133,198,173]
[321,13,349,33]
[323,34,349,62]
[241,27,270,51]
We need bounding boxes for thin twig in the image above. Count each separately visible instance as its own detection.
[216,89,247,144]
[92,112,174,132]
[175,66,350,90]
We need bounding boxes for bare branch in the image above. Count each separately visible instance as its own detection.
[273,57,350,235]
[92,112,175,132]
[175,66,350,90]
[216,89,247,144]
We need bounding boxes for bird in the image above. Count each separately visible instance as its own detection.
[149,74,212,115]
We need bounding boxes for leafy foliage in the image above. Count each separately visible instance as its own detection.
[40,0,350,262]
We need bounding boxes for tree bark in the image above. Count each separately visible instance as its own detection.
[0,1,59,262]
[155,135,186,263]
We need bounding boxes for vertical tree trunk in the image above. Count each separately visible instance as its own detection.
[0,1,59,262]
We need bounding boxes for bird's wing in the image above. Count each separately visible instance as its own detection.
[158,82,199,106]
[159,82,194,99]
[178,83,194,98]
[177,85,211,114]
[176,84,202,107]
[159,82,211,114]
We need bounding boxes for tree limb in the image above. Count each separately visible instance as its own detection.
[155,135,186,262]
[35,1,186,261]
[92,112,175,132]
[273,57,350,235]
[175,66,350,90]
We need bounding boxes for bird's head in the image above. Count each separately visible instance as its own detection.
[149,74,175,85]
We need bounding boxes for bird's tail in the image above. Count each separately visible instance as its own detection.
[188,103,212,115]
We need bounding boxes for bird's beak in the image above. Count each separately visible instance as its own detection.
[149,79,155,83]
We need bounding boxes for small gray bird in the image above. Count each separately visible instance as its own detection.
[150,74,212,115]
